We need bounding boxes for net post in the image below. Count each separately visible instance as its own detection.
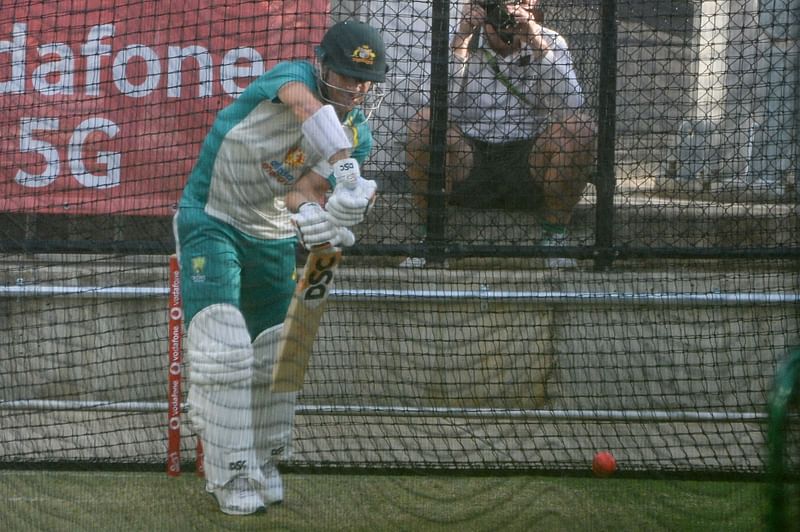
[166,254,183,477]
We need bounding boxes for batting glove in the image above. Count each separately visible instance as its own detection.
[326,158,378,227]
[292,202,355,249]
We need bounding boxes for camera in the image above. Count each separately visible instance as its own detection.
[479,1,516,30]
[478,1,516,43]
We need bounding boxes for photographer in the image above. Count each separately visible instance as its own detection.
[405,0,596,268]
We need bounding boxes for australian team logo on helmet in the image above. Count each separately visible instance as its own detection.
[351,45,377,66]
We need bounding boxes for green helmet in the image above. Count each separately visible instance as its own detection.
[316,20,388,83]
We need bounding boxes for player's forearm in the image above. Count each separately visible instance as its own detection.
[286,172,329,213]
[279,81,324,123]
[284,190,306,214]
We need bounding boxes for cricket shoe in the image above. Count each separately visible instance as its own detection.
[398,256,426,268]
[209,476,266,515]
[398,238,429,268]
[540,232,577,269]
[257,461,284,505]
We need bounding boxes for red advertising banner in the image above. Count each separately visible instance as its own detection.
[0,1,328,215]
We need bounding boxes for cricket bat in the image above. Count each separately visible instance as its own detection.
[271,244,344,392]
[272,158,363,392]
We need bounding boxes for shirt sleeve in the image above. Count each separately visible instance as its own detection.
[240,60,317,103]
[539,32,585,110]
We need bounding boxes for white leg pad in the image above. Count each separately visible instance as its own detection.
[186,304,266,490]
[252,324,297,463]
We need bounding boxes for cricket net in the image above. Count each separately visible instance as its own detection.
[0,0,798,477]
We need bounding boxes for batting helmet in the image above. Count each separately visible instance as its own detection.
[316,20,388,83]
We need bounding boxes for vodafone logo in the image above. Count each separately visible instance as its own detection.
[1,22,266,99]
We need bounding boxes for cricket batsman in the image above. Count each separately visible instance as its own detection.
[173,20,387,515]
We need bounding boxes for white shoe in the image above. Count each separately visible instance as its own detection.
[399,256,426,268]
[546,256,577,269]
[541,233,577,269]
[209,477,266,515]
[258,461,284,505]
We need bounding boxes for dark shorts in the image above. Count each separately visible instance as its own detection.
[449,137,544,211]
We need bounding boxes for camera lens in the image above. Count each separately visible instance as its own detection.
[483,1,515,30]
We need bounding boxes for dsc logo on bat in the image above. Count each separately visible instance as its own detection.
[300,251,341,305]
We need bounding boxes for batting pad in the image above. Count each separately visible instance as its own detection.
[252,324,297,463]
[186,304,266,489]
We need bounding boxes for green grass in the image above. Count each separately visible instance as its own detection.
[0,470,770,531]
